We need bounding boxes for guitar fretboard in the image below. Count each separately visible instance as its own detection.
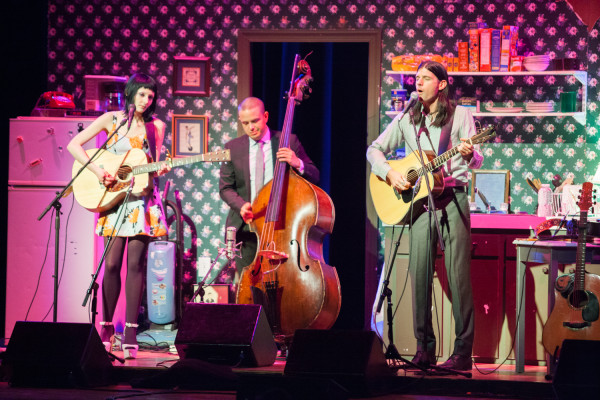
[132,151,230,175]
[414,129,494,179]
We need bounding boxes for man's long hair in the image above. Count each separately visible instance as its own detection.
[412,61,454,128]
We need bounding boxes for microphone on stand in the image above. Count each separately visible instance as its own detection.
[404,92,419,113]
[225,226,237,260]
[398,92,420,123]
[126,104,135,132]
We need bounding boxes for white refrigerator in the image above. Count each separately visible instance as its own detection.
[6,117,99,339]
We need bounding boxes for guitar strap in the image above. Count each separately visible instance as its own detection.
[145,120,157,162]
[420,113,453,156]
[438,114,454,155]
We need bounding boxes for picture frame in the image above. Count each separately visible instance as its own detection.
[171,115,208,157]
[172,56,211,96]
[470,169,510,213]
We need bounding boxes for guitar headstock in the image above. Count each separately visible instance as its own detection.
[578,182,595,212]
[202,149,231,162]
[472,124,496,145]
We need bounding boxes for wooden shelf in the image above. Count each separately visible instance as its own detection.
[385,70,588,124]
[385,110,585,124]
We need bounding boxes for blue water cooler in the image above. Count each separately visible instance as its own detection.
[147,240,176,324]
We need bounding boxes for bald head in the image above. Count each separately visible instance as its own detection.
[238,97,265,114]
[238,97,269,141]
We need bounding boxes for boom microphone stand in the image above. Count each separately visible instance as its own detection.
[375,223,426,372]
[191,231,241,302]
[38,115,130,322]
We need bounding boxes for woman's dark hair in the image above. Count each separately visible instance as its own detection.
[123,73,158,122]
[412,60,454,128]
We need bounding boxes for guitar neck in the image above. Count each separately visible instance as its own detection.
[574,209,588,292]
[419,138,473,176]
[132,154,213,175]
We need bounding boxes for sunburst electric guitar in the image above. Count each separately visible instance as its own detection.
[542,182,600,357]
[369,125,496,225]
[71,148,230,212]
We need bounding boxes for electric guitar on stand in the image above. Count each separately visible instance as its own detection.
[542,182,600,358]
[369,125,496,225]
[71,148,230,212]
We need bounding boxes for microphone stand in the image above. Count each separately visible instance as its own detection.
[409,111,470,378]
[191,248,228,302]
[38,115,130,322]
[83,176,135,309]
[375,223,426,372]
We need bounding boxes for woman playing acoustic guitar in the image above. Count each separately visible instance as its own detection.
[67,73,170,359]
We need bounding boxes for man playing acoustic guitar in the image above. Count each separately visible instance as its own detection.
[367,60,484,371]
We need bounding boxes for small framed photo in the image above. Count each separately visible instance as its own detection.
[172,56,211,96]
[470,169,510,213]
[171,115,208,157]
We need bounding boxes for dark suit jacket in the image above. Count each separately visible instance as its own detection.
[219,131,320,232]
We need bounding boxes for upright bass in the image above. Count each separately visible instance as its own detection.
[236,55,341,345]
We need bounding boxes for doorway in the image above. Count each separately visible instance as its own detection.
[237,30,381,329]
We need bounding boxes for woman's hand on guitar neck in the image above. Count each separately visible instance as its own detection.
[387,169,411,191]
[155,162,171,177]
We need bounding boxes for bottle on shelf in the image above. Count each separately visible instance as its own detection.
[537,184,553,217]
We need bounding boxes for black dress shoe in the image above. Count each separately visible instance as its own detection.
[439,354,472,371]
[411,350,436,368]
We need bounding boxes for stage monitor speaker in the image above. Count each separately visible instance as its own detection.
[3,321,114,387]
[284,329,394,396]
[174,303,277,367]
[553,339,600,399]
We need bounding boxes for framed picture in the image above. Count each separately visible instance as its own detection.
[172,56,211,96]
[470,169,510,213]
[171,115,208,157]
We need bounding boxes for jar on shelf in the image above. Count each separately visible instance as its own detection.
[391,88,407,112]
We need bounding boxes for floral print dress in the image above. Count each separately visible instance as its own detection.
[95,115,168,238]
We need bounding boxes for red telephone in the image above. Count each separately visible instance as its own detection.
[38,91,76,109]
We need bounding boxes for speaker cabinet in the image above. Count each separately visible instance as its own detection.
[174,303,277,367]
[553,339,600,399]
[3,321,114,387]
[284,329,393,396]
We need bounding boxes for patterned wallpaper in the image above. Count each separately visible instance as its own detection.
[47,1,598,296]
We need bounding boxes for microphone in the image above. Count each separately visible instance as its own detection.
[126,104,135,131]
[225,226,237,260]
[403,91,419,114]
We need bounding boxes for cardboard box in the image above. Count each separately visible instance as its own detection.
[468,29,480,72]
[500,26,511,71]
[458,42,469,72]
[491,29,502,71]
[479,28,492,72]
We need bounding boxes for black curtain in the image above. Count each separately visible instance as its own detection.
[1,0,48,340]
[251,42,369,329]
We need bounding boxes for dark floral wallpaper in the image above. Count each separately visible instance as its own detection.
[46,0,598,291]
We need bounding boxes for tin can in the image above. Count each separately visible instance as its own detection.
[391,89,407,112]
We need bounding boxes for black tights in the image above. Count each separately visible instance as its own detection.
[102,235,149,337]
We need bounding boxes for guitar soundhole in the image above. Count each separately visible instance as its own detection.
[117,166,133,181]
[568,289,589,309]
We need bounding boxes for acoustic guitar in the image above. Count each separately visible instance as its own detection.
[542,182,600,357]
[71,148,230,212]
[369,125,496,225]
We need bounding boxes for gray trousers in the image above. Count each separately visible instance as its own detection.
[408,187,474,357]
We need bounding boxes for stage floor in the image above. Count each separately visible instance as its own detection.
[0,348,556,400]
